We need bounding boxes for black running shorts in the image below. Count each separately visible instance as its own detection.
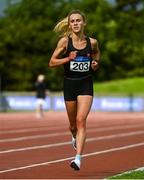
[63,75,93,101]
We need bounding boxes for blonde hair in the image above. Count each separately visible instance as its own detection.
[37,74,45,82]
[54,17,70,36]
[54,10,86,37]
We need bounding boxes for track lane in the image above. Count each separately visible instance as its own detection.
[0,143,144,179]
[0,112,144,179]
[0,128,143,173]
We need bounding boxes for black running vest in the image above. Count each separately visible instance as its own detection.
[63,36,93,79]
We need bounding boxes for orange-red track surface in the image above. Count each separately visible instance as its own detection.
[0,111,144,179]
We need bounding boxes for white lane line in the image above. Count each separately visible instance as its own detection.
[0,142,144,174]
[0,131,143,154]
[0,132,69,143]
[0,123,143,135]
[0,124,144,143]
[136,167,144,171]
[0,126,67,135]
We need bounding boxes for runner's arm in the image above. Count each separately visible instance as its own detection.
[49,37,71,67]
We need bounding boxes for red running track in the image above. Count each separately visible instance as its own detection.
[0,111,144,179]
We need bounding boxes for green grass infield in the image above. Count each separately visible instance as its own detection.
[94,77,144,95]
[108,167,144,179]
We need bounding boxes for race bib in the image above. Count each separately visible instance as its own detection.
[70,56,91,72]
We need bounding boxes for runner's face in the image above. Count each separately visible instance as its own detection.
[69,13,85,33]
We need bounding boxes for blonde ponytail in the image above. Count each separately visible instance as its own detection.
[54,17,71,37]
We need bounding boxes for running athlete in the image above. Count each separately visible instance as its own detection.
[49,10,100,170]
[35,74,47,119]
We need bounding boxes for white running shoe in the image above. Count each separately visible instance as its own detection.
[70,159,81,171]
[72,136,76,150]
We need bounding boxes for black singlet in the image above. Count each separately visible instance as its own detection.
[35,82,46,99]
[63,36,93,79]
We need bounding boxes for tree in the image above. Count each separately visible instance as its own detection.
[0,0,143,91]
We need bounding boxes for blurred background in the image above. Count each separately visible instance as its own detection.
[0,0,144,112]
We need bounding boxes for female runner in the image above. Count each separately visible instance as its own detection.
[49,9,100,170]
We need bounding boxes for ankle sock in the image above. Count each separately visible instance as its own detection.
[75,154,81,161]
